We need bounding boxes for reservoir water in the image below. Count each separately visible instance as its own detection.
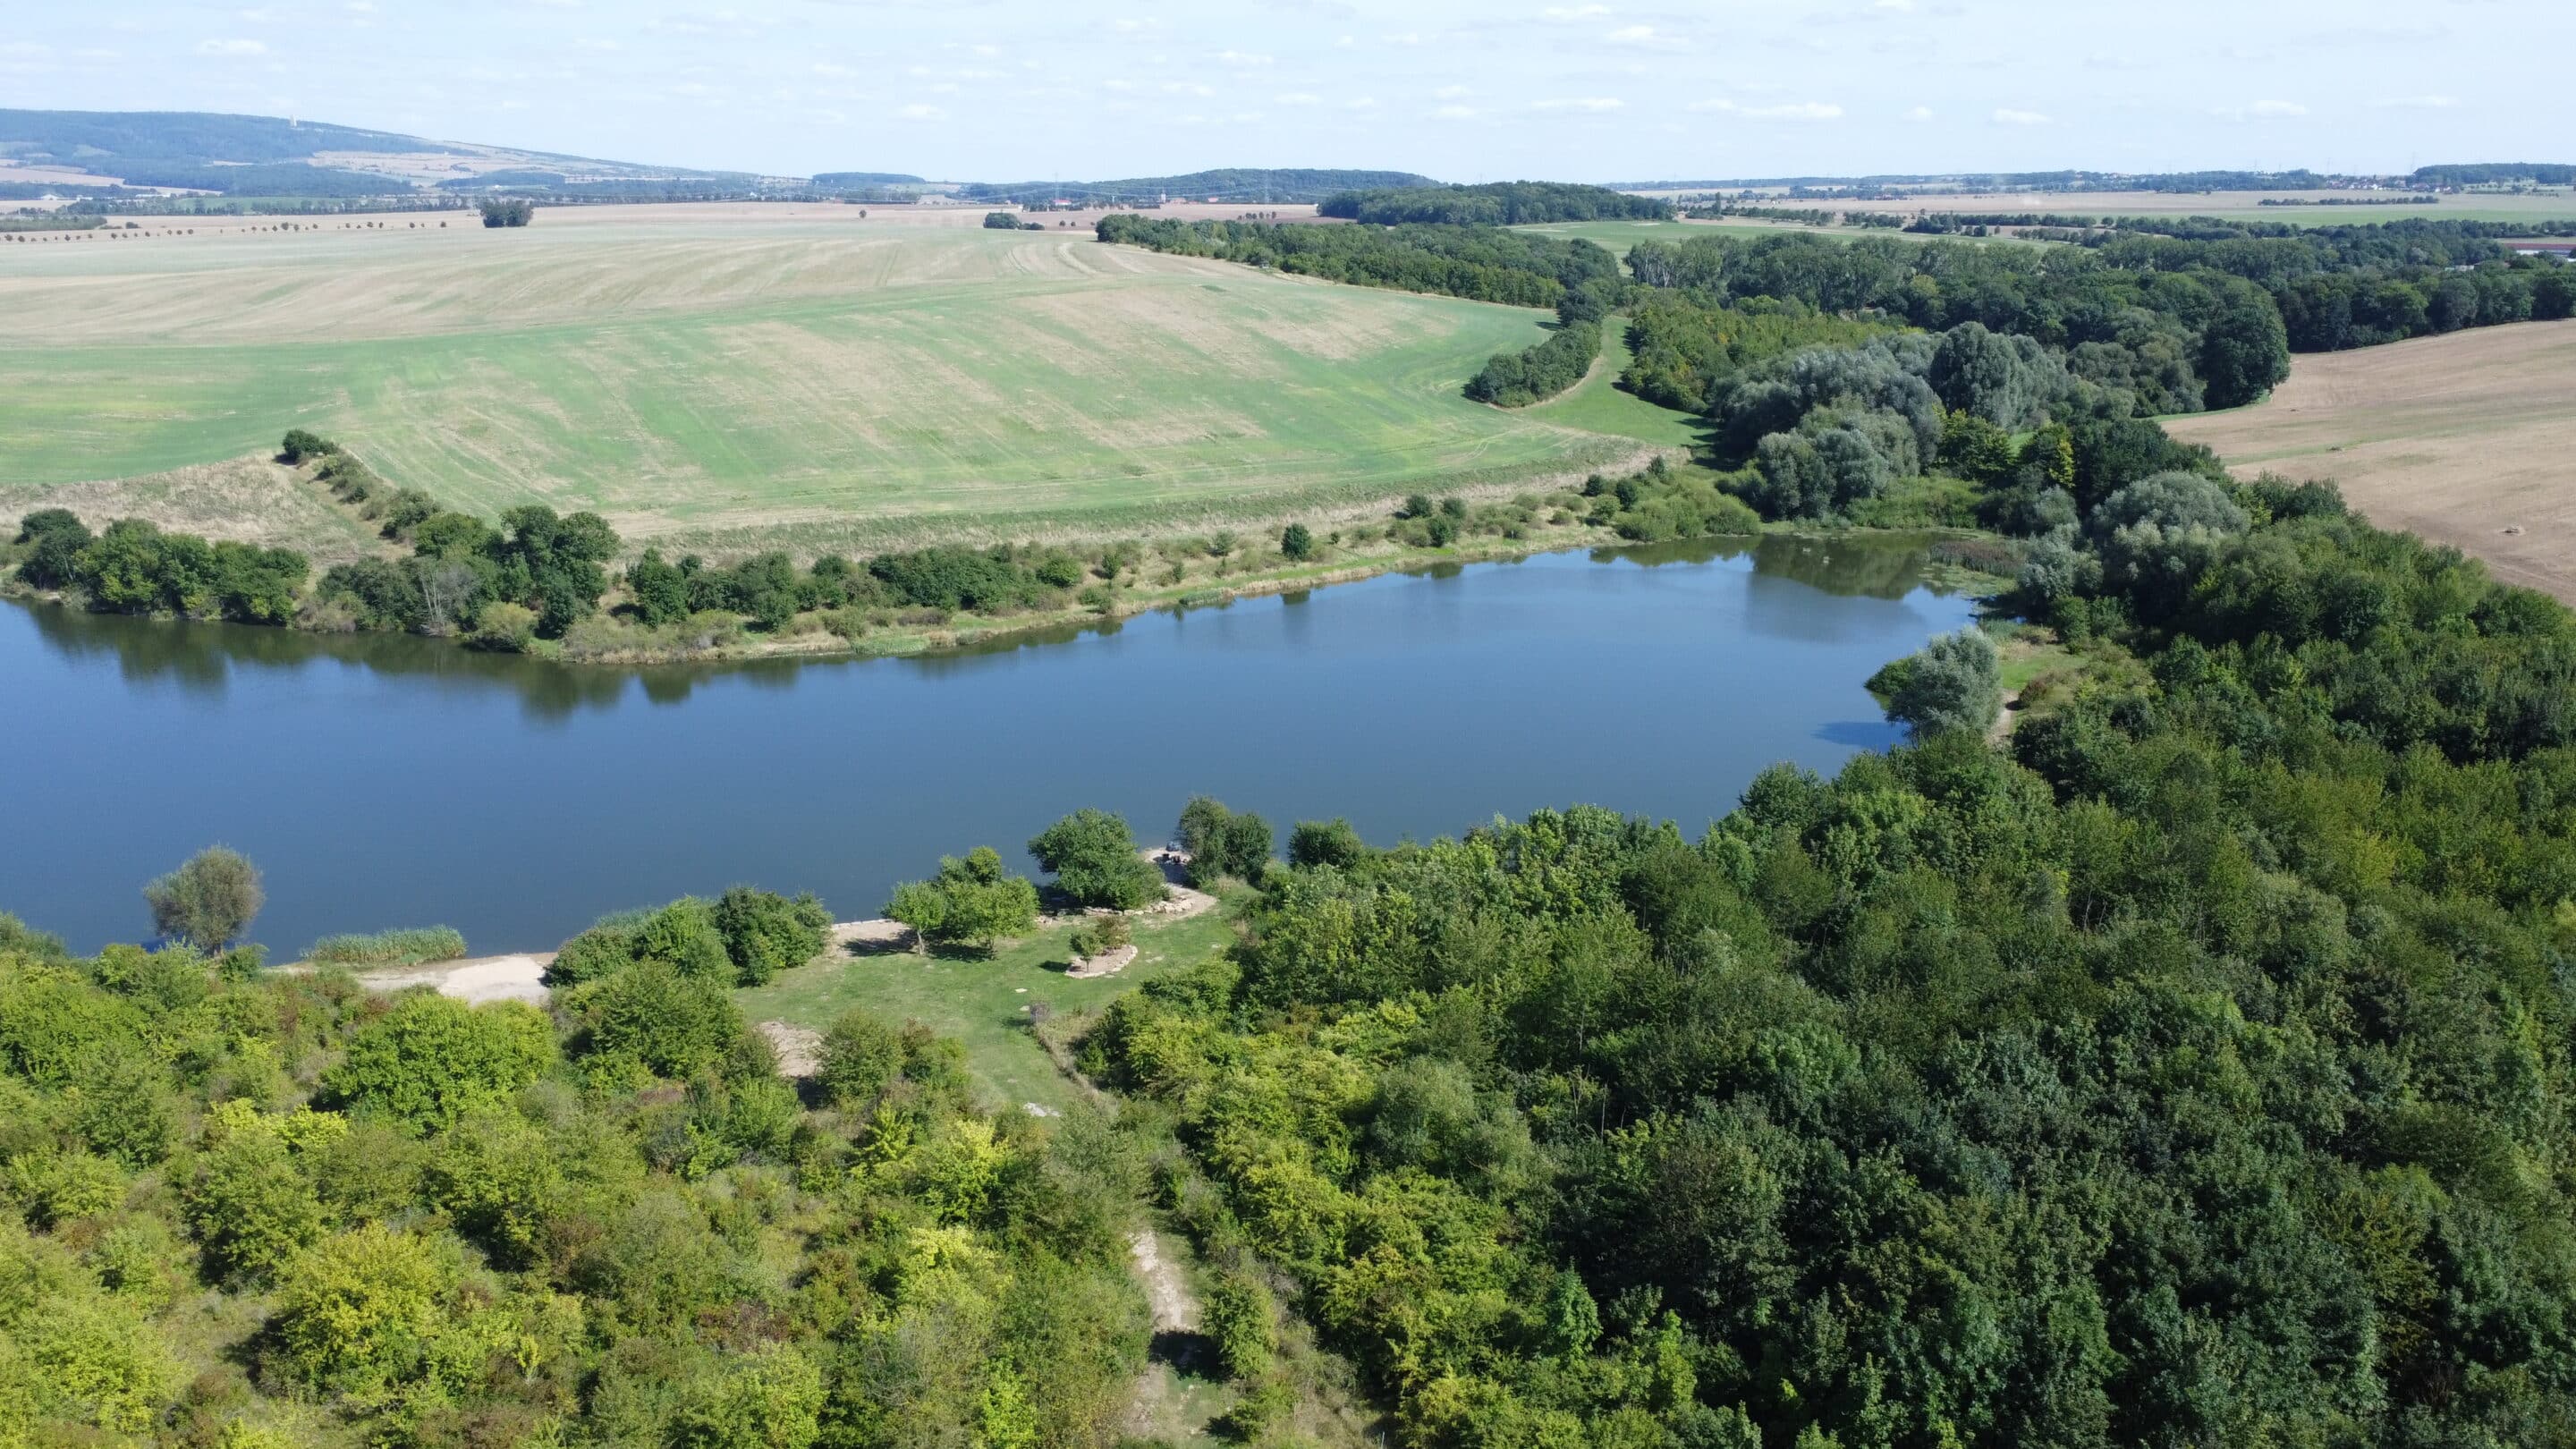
[3,536,1979,955]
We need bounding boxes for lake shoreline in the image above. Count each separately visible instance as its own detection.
[2,519,2016,671]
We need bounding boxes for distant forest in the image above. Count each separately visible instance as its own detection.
[1321,182,1673,226]
[957,169,1437,206]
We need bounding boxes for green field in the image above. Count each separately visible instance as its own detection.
[0,210,1647,557]
[1526,313,1713,449]
[733,906,1238,1114]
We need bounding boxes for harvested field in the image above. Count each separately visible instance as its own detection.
[2165,318,2576,601]
[0,203,1633,558]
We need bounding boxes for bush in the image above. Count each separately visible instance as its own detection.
[13,508,94,589]
[1067,914,1131,961]
[816,1007,904,1106]
[572,958,742,1079]
[1466,319,1601,407]
[301,927,467,966]
[278,428,339,464]
[887,848,1041,955]
[1286,818,1368,869]
[1027,809,1165,911]
[1204,1270,1277,1378]
[465,600,538,652]
[1279,522,1315,561]
[320,995,555,1131]
[1174,796,1274,886]
[266,1224,457,1393]
[712,887,831,986]
[1877,628,2003,738]
[142,846,263,951]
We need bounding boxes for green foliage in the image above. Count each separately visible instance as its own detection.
[815,1007,904,1106]
[1027,809,1166,911]
[10,508,93,590]
[1286,818,1369,870]
[1875,627,2004,737]
[1279,521,1315,561]
[1319,182,1672,226]
[1467,320,1601,407]
[886,848,1042,954]
[45,516,308,623]
[0,919,1146,1447]
[1174,796,1275,886]
[301,926,466,966]
[1620,292,1889,411]
[569,957,743,1080]
[1065,914,1131,962]
[142,845,263,950]
[1098,213,1618,309]
[266,1223,458,1392]
[320,994,555,1131]
[711,886,831,986]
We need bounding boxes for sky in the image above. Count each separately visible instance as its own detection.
[2,1,2565,182]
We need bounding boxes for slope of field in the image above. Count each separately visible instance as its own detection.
[2165,318,2576,600]
[0,205,1640,556]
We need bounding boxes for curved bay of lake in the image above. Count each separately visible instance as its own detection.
[4,536,1979,954]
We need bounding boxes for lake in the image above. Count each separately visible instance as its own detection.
[3,536,1979,955]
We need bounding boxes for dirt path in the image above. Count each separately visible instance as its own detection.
[1130,1229,1200,1335]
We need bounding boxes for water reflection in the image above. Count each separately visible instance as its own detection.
[7,536,1978,954]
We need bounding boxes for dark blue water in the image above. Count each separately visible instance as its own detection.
[2,536,1975,955]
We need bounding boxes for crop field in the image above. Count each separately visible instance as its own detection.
[0,204,1640,557]
[2165,318,2576,601]
[1850,189,2576,229]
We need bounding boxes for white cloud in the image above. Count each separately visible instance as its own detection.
[1163,80,1214,97]
[1535,96,1623,111]
[344,1,376,10]
[1435,84,1471,99]
[1101,77,1136,91]
[1691,98,1842,121]
[1991,106,2050,125]
[1216,49,1273,66]
[1275,91,1321,105]
[1346,96,1377,109]
[897,103,945,120]
[2374,94,2459,109]
[2220,98,2307,120]
[239,7,279,21]
[812,61,853,75]
[1606,24,1657,42]
[1543,4,1611,17]
[1383,32,1424,45]
[198,38,267,55]
[1873,0,1914,9]
[1903,105,1934,122]
[1434,104,1476,119]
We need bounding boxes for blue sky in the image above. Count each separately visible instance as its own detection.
[3,1,2563,182]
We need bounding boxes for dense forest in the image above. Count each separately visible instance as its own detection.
[0,894,1156,1447]
[1318,182,1672,227]
[1092,215,1616,309]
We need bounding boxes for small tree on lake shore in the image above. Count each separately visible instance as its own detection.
[884,847,1039,954]
[144,845,264,950]
[1027,809,1165,911]
[1877,628,2004,739]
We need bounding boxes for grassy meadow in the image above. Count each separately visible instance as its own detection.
[733,905,1239,1114]
[0,208,1644,558]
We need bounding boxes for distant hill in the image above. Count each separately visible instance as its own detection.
[0,108,741,199]
[1607,169,2352,196]
[955,168,1438,206]
[812,171,928,187]
[1321,181,1670,225]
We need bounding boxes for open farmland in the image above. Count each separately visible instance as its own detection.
[0,202,1639,558]
[2165,318,2576,601]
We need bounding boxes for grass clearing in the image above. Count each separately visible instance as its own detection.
[1525,313,1712,451]
[2165,318,2576,601]
[0,208,1641,558]
[733,905,1238,1114]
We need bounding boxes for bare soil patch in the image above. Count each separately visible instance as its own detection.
[758,1020,824,1077]
[2165,319,2576,602]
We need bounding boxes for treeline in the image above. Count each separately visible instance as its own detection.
[1096,213,1618,309]
[1467,319,1602,406]
[0,894,1150,1445]
[1620,292,1890,411]
[1319,181,1672,226]
[2412,161,2576,186]
[1629,231,2291,411]
[1082,450,2576,1445]
[8,432,624,652]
